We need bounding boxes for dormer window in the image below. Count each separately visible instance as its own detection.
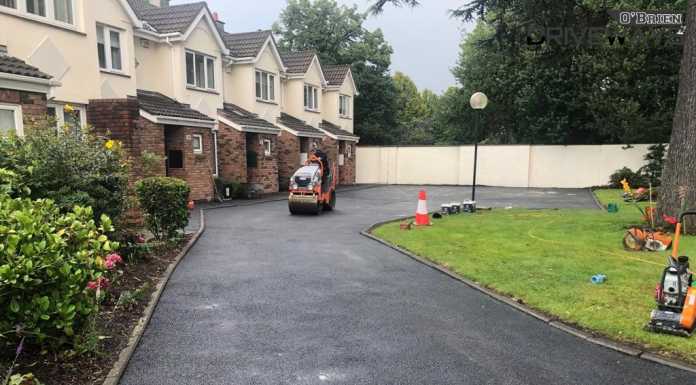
[304,84,319,112]
[186,50,215,91]
[0,0,74,25]
[255,70,275,102]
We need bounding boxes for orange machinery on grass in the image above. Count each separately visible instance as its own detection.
[288,150,337,215]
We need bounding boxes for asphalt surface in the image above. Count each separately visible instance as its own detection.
[120,186,693,385]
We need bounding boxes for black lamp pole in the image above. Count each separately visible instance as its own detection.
[469,92,487,202]
[472,119,478,202]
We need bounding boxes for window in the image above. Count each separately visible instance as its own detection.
[304,84,319,111]
[186,51,215,90]
[339,95,351,118]
[192,134,203,154]
[53,0,72,24]
[255,70,275,102]
[26,0,45,16]
[97,25,123,72]
[48,103,85,136]
[0,104,22,136]
[0,0,16,9]
[1,0,74,24]
[263,139,272,156]
[346,143,352,159]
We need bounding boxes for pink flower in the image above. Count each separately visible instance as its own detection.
[135,234,146,244]
[86,277,110,290]
[663,214,678,226]
[104,253,123,270]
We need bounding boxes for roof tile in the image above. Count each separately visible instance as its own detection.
[319,120,359,140]
[281,51,316,74]
[221,103,280,131]
[137,89,213,121]
[323,65,351,86]
[278,113,324,136]
[0,54,52,80]
[129,1,206,34]
[223,30,272,58]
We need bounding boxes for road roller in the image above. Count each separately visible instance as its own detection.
[288,149,336,215]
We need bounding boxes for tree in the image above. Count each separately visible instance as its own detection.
[274,0,399,144]
[371,0,684,145]
[658,0,696,228]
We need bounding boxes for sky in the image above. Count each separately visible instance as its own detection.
[171,0,472,94]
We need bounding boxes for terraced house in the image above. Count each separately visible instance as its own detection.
[0,0,358,200]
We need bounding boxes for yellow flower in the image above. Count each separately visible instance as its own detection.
[63,104,75,113]
[95,256,104,268]
[105,140,115,150]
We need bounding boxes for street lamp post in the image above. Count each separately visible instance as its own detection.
[469,92,488,202]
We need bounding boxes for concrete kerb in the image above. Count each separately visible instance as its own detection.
[103,209,206,385]
[360,217,696,375]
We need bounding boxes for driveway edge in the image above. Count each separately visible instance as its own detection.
[102,209,206,385]
[360,218,696,375]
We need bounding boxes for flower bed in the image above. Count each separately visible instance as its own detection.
[1,237,191,385]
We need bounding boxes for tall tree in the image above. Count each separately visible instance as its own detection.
[659,0,696,227]
[274,0,398,144]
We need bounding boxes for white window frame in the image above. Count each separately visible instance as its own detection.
[255,70,276,102]
[262,138,272,157]
[192,134,203,154]
[0,104,23,136]
[339,94,351,118]
[97,24,125,74]
[304,84,319,112]
[47,102,86,135]
[0,0,77,28]
[186,50,216,91]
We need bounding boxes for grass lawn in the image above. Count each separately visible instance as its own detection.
[372,189,696,364]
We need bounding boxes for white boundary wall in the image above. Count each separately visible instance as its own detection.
[356,144,653,188]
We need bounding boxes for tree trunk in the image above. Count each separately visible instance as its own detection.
[658,0,696,232]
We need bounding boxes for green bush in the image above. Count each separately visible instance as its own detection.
[214,178,245,199]
[640,143,667,187]
[0,196,116,346]
[135,177,190,241]
[0,124,128,222]
[609,167,647,188]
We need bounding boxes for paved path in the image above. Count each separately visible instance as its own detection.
[120,186,691,385]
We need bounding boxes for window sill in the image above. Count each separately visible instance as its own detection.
[339,115,352,120]
[100,69,130,78]
[186,85,219,95]
[304,108,320,114]
[0,7,84,35]
[256,99,278,106]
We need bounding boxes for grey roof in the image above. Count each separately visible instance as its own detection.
[323,65,351,86]
[278,113,324,136]
[137,90,213,121]
[222,30,272,58]
[129,1,207,34]
[221,104,280,130]
[0,54,51,80]
[320,120,359,140]
[281,51,316,74]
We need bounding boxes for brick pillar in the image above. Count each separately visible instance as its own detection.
[247,133,279,193]
[321,136,339,184]
[217,121,247,184]
[339,141,356,185]
[276,130,300,191]
[163,125,214,201]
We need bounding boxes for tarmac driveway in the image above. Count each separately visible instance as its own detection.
[120,186,692,385]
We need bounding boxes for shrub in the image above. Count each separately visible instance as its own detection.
[639,143,667,187]
[0,124,128,222]
[609,167,647,188]
[214,178,244,199]
[135,177,190,241]
[0,196,116,347]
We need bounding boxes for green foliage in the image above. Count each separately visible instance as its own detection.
[609,167,647,188]
[115,283,150,311]
[640,143,667,187]
[0,196,115,346]
[140,150,165,177]
[135,177,190,241]
[274,0,399,144]
[392,72,437,144]
[5,373,43,385]
[0,123,128,221]
[214,178,245,199]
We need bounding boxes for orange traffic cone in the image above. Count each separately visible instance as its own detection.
[415,190,431,226]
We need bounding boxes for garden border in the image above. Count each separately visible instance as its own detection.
[360,216,696,375]
[101,209,206,385]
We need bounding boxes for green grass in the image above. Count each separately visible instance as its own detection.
[373,189,696,363]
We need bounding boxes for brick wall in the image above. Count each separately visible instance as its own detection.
[321,136,339,184]
[277,131,300,191]
[164,125,215,201]
[0,88,48,127]
[247,133,279,193]
[217,121,247,184]
[339,141,356,185]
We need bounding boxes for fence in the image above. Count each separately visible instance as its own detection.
[356,144,654,188]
